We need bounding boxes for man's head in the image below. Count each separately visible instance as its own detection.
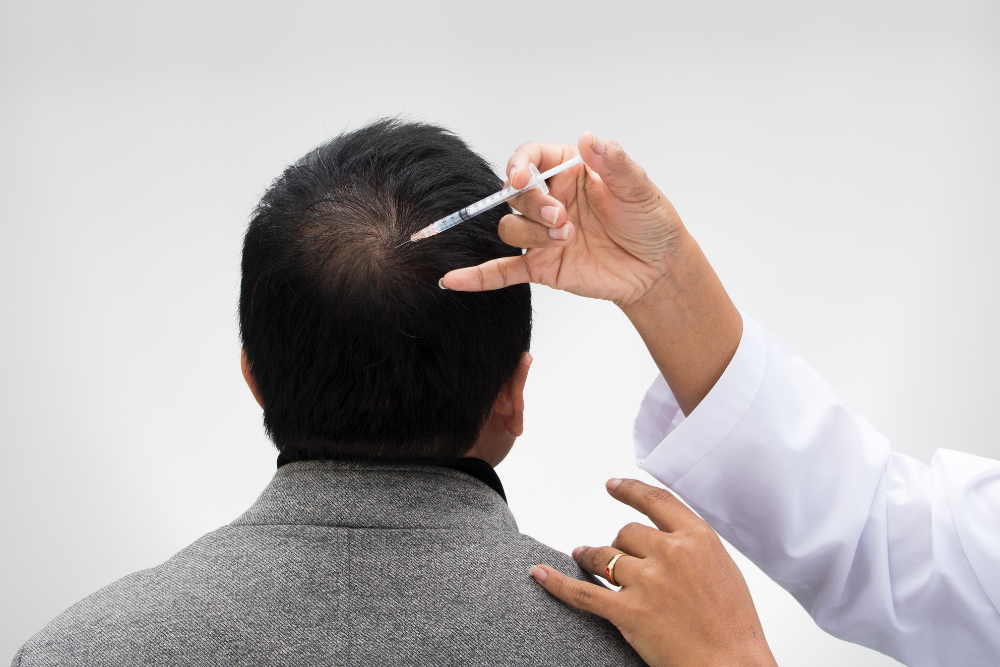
[239,120,532,464]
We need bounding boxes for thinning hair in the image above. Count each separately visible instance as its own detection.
[239,120,532,461]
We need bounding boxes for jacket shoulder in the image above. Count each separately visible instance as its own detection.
[514,533,609,586]
[12,526,234,666]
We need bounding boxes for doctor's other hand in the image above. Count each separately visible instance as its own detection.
[439,132,684,309]
[529,479,778,667]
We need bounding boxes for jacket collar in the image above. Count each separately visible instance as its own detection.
[232,460,518,532]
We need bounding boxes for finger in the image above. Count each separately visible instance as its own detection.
[507,187,566,228]
[498,214,574,248]
[577,131,656,203]
[507,142,579,190]
[573,546,638,586]
[609,522,661,559]
[606,478,701,533]
[529,564,621,621]
[439,255,531,292]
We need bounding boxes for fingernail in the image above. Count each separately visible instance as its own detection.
[572,546,587,561]
[508,165,518,181]
[438,278,448,290]
[548,224,569,241]
[529,565,548,583]
[541,206,558,225]
[607,478,623,491]
[591,132,606,156]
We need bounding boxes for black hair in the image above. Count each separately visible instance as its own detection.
[239,119,532,461]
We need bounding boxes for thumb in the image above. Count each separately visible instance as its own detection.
[578,131,655,203]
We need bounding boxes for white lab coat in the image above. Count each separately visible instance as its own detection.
[633,313,1000,667]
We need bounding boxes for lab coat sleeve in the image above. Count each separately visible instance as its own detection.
[633,313,1000,667]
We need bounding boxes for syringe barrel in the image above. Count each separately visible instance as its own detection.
[410,163,548,242]
[433,210,468,234]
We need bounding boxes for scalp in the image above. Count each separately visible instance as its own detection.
[238,119,533,460]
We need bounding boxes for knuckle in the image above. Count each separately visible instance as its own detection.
[517,190,541,214]
[494,259,509,284]
[643,484,676,506]
[626,156,648,180]
[571,583,601,608]
[580,547,602,569]
[532,225,548,245]
[497,215,516,241]
[518,254,536,285]
[606,140,636,169]
[574,547,594,568]
[656,535,681,557]
[690,522,718,545]
[603,141,654,196]
[587,546,615,570]
[617,522,644,541]
[690,521,712,538]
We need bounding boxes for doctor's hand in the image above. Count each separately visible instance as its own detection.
[529,479,778,667]
[441,132,742,415]
[439,132,682,309]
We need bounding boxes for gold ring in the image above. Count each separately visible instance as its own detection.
[605,553,625,586]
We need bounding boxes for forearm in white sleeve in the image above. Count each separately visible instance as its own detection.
[633,313,1000,667]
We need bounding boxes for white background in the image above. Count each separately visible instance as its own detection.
[2,1,998,665]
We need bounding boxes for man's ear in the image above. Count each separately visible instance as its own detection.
[241,349,265,410]
[495,352,531,437]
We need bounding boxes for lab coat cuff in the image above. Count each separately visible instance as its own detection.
[633,311,768,486]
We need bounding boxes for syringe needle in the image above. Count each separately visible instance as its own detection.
[394,240,411,249]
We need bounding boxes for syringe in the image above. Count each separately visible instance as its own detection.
[408,155,584,243]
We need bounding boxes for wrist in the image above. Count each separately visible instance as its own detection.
[620,231,742,415]
[619,228,696,318]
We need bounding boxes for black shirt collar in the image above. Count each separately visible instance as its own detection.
[433,457,506,503]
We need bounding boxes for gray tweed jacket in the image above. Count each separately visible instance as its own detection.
[13,460,645,666]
